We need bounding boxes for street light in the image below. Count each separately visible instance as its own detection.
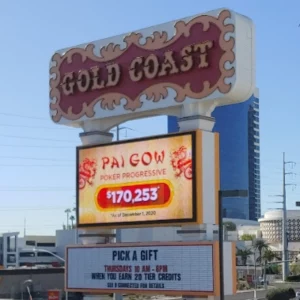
[32,248,65,263]
[21,279,32,300]
[218,189,248,300]
[32,249,67,300]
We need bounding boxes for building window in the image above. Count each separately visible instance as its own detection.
[26,240,36,246]
[37,252,57,257]
[36,242,55,247]
[20,252,35,257]
[7,236,16,252]
[7,254,16,263]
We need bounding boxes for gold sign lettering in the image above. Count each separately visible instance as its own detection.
[90,66,105,90]
[77,70,91,93]
[158,51,179,77]
[60,40,214,96]
[129,57,143,82]
[106,64,121,87]
[194,41,213,68]
[61,72,75,95]
[180,46,193,72]
[144,54,159,79]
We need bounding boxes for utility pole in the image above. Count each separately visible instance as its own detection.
[282,152,288,281]
[24,218,26,237]
[282,152,296,280]
[268,153,296,281]
[116,125,120,141]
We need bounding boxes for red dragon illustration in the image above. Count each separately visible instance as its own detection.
[170,146,193,180]
[79,158,97,190]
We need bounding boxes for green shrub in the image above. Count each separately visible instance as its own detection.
[236,280,250,290]
[286,274,300,282]
[266,287,295,300]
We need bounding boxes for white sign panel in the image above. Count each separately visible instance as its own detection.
[50,8,255,127]
[66,244,214,294]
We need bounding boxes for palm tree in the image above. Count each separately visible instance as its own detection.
[253,239,269,265]
[64,208,71,229]
[72,207,76,222]
[262,249,279,263]
[236,248,253,266]
[70,215,75,228]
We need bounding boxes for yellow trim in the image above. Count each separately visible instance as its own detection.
[214,133,220,224]
[196,130,203,224]
[94,179,175,212]
[232,242,237,294]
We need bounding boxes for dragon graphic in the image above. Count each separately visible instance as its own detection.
[79,158,97,190]
[170,146,193,180]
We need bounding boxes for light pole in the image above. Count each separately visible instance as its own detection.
[115,125,122,300]
[218,189,248,300]
[32,248,67,300]
[21,279,32,300]
[32,248,65,263]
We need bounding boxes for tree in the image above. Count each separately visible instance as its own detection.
[289,263,300,275]
[223,221,236,231]
[65,208,71,229]
[240,234,255,241]
[263,249,279,263]
[262,249,280,274]
[70,215,75,228]
[253,239,269,265]
[236,248,253,266]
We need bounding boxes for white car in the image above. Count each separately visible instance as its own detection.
[296,291,300,299]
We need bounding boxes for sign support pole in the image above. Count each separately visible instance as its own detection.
[115,125,122,300]
[177,103,219,300]
[78,126,115,300]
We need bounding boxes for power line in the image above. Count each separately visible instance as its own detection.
[0,144,73,149]
[0,123,77,131]
[0,112,48,120]
[0,130,139,144]
[0,156,74,162]
[0,134,77,143]
[0,207,67,211]
[0,224,64,228]
[0,187,74,191]
[0,186,73,188]
[0,164,73,167]
[0,190,73,192]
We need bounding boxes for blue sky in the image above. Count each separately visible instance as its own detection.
[0,0,299,235]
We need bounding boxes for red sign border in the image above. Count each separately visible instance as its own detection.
[50,10,235,123]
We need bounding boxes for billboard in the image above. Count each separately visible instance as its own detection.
[66,242,219,296]
[50,9,255,126]
[77,131,201,227]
